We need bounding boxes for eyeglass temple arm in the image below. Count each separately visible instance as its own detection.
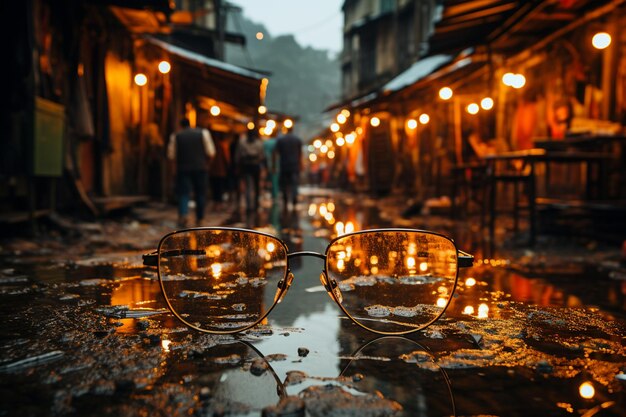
[142,249,206,267]
[457,250,474,268]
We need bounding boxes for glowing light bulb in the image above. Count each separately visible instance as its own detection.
[210,105,221,116]
[592,32,611,49]
[481,97,494,110]
[330,123,340,132]
[158,60,171,74]
[467,103,479,115]
[439,87,453,100]
[134,73,147,86]
[283,118,293,128]
[370,117,380,127]
[406,119,418,130]
[419,113,430,124]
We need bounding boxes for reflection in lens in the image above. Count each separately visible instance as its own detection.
[340,337,455,417]
[326,230,458,334]
[157,229,288,333]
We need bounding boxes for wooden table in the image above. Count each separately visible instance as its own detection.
[482,149,613,245]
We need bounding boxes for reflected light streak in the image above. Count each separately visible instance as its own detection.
[161,339,172,352]
[477,303,489,318]
[463,305,475,315]
[266,242,275,252]
[211,263,222,279]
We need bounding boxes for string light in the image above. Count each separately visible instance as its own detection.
[370,117,380,127]
[439,87,453,100]
[592,32,611,49]
[481,97,494,110]
[158,61,171,74]
[419,113,430,124]
[406,119,418,130]
[134,73,147,86]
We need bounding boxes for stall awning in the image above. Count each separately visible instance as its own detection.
[146,36,265,114]
[382,54,453,93]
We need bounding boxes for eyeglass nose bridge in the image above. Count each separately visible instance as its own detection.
[287,251,326,261]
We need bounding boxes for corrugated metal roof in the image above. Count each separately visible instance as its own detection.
[146,36,266,81]
[382,54,453,93]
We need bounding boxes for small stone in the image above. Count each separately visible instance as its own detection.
[297,347,309,357]
[250,358,269,376]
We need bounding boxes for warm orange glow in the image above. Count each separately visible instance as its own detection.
[327,202,335,211]
[161,339,172,352]
[336,113,347,124]
[327,150,335,159]
[330,122,340,132]
[309,153,317,162]
[477,303,489,319]
[266,120,277,129]
[341,109,350,118]
[436,297,447,308]
[319,204,328,216]
[336,137,345,146]
[211,263,222,279]
[465,277,476,287]
[345,221,355,234]
[370,117,380,127]
[511,74,526,89]
[592,32,611,49]
[480,97,494,110]
[313,139,322,148]
[263,126,273,136]
[406,256,416,269]
[325,139,333,147]
[345,133,355,144]
[266,242,276,252]
[258,105,267,114]
[210,105,221,116]
[247,121,255,130]
[419,262,428,272]
[320,145,328,154]
[283,118,293,128]
[502,72,516,86]
[467,103,479,115]
[158,60,171,74]
[134,73,147,86]
[335,222,344,235]
[463,305,475,315]
[579,382,595,399]
[439,87,453,100]
[256,32,264,40]
[406,119,418,130]
[419,113,430,124]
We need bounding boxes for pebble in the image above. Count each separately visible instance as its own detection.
[250,358,269,376]
[297,347,309,357]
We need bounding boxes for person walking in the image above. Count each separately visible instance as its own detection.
[273,126,302,211]
[235,128,265,212]
[167,118,215,227]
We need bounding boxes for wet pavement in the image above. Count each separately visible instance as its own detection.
[1,187,625,417]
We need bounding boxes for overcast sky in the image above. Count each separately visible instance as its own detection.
[231,0,344,53]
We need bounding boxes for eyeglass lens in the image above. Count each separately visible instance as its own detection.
[326,231,458,333]
[157,229,458,334]
[158,229,288,333]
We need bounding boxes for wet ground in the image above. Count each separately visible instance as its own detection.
[1,187,625,417]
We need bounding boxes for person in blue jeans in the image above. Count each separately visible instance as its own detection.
[273,126,302,211]
[167,118,216,227]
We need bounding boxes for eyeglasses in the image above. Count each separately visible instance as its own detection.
[143,227,473,335]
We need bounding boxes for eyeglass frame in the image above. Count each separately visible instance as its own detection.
[143,227,474,336]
